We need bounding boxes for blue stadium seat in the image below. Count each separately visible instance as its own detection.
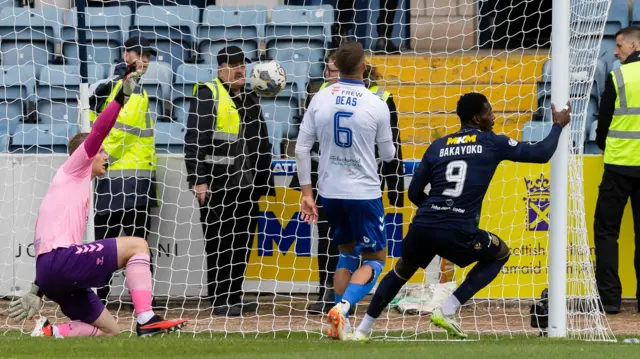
[62,7,133,77]
[36,64,104,125]
[521,121,552,143]
[0,8,63,74]
[155,121,186,153]
[585,120,602,154]
[172,64,215,124]
[259,87,301,156]
[265,5,333,79]
[141,61,173,123]
[10,123,80,153]
[605,0,629,36]
[0,0,18,8]
[131,5,200,73]
[197,6,266,66]
[0,65,36,134]
[277,61,310,100]
[633,0,640,27]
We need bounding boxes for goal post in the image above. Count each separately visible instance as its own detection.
[0,0,620,341]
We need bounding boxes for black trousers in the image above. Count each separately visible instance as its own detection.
[334,0,399,39]
[594,168,640,308]
[199,188,259,306]
[94,207,152,302]
[316,203,339,299]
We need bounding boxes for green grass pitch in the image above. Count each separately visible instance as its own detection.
[0,333,638,359]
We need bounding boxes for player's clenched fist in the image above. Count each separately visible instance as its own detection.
[121,61,144,101]
[8,283,42,321]
[551,101,571,128]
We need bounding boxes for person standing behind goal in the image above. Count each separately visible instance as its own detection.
[88,36,158,309]
[184,46,275,317]
[295,41,396,340]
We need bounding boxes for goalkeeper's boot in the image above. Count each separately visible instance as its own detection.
[136,315,188,337]
[430,308,468,339]
[327,302,350,340]
[31,317,54,337]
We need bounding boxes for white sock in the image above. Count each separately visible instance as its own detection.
[137,311,155,325]
[344,319,352,333]
[52,325,60,337]
[441,294,461,316]
[340,300,351,316]
[357,314,376,335]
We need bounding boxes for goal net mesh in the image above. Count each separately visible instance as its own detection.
[0,0,616,341]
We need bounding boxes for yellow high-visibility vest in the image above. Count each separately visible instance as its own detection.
[89,80,156,177]
[605,61,640,166]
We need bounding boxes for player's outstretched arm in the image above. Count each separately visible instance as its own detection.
[295,111,318,224]
[84,62,143,157]
[501,102,571,164]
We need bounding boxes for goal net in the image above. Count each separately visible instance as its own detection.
[0,0,617,341]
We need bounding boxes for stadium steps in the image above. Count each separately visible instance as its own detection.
[398,113,533,159]
[369,53,546,158]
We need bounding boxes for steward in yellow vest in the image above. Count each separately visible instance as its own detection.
[183,46,274,316]
[593,27,640,314]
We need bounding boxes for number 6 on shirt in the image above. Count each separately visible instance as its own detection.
[334,111,354,148]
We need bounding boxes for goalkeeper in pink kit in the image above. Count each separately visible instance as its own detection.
[8,63,186,338]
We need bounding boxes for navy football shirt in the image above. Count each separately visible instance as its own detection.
[408,124,563,234]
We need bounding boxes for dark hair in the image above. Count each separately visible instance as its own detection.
[456,93,489,125]
[335,41,365,77]
[615,26,640,40]
[68,132,89,155]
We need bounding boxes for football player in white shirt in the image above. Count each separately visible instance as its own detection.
[295,41,396,340]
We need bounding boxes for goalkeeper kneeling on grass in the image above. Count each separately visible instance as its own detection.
[348,93,571,341]
[8,62,186,338]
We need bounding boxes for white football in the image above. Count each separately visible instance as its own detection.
[249,61,286,97]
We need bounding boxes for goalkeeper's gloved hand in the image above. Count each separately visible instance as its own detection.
[8,282,42,321]
[115,61,145,105]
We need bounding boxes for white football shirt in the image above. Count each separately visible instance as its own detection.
[299,79,393,200]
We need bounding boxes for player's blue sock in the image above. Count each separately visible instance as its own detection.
[335,251,360,304]
[341,259,384,317]
[453,255,510,305]
[365,268,409,319]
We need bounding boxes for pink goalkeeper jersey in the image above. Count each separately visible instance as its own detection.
[34,143,93,257]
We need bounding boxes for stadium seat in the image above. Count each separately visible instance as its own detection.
[604,0,629,36]
[521,120,552,143]
[155,121,186,153]
[172,64,215,124]
[0,0,18,8]
[197,6,266,66]
[131,5,200,73]
[265,5,333,79]
[0,65,36,134]
[0,8,63,74]
[585,120,602,154]
[259,87,301,156]
[61,7,133,77]
[10,123,80,153]
[633,0,640,27]
[36,64,104,125]
[141,61,173,123]
[277,61,311,100]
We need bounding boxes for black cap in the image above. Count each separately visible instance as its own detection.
[124,36,157,56]
[217,46,250,66]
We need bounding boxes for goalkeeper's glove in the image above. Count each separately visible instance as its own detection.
[8,282,43,321]
[115,61,144,105]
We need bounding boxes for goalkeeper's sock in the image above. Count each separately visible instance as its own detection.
[441,295,461,316]
[125,253,155,324]
[341,260,385,317]
[449,256,510,312]
[55,322,103,337]
[357,314,376,335]
[366,268,409,319]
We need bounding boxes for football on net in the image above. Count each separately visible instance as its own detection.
[249,61,286,97]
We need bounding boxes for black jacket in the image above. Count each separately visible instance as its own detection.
[184,82,275,201]
[596,51,640,177]
[289,90,405,207]
[90,62,156,214]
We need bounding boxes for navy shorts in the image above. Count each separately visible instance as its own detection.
[401,224,509,269]
[36,238,118,324]
[320,196,386,253]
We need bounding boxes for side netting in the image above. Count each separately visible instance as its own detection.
[0,0,616,340]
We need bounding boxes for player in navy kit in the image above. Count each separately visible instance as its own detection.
[348,92,572,340]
